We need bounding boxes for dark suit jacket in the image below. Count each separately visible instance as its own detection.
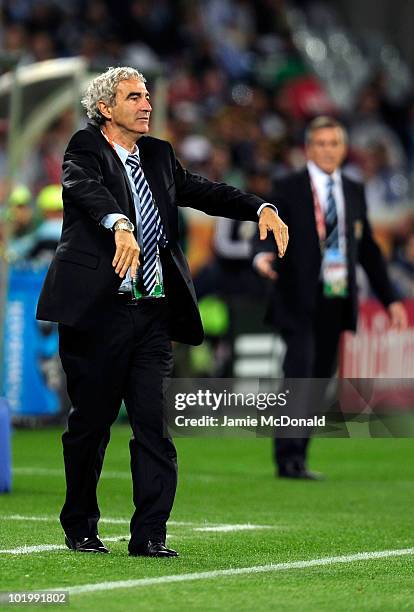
[36,122,265,345]
[254,168,397,333]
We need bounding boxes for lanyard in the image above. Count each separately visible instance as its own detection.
[101,128,116,150]
[100,129,139,157]
[310,176,348,256]
[310,178,326,244]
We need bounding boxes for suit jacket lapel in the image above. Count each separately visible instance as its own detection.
[102,135,136,212]
[87,123,136,225]
[341,174,355,260]
[137,138,169,229]
[302,169,321,254]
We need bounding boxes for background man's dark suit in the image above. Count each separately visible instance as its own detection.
[254,167,397,476]
[36,122,270,552]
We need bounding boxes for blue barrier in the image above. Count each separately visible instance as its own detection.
[3,265,60,417]
[0,398,11,492]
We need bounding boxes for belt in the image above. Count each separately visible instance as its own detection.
[116,292,165,306]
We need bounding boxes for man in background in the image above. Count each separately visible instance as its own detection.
[254,116,407,480]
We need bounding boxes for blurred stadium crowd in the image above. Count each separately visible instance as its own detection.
[1,0,413,299]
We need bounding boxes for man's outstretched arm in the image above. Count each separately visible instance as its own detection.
[172,147,288,258]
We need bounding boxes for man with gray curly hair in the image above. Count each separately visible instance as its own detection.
[81,67,146,124]
[37,66,289,558]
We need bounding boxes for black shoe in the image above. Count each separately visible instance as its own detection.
[278,466,325,480]
[65,535,110,553]
[129,540,178,558]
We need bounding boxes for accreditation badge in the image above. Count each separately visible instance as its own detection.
[321,248,348,298]
[132,248,165,300]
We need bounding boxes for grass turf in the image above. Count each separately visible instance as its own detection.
[0,426,413,611]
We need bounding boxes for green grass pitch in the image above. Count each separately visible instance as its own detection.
[0,426,413,611]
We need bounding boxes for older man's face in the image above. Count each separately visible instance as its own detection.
[110,78,152,136]
[306,127,347,175]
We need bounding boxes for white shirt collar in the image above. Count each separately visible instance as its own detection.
[114,142,139,165]
[307,160,341,187]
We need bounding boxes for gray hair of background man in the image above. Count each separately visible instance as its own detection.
[81,66,146,124]
[305,116,348,145]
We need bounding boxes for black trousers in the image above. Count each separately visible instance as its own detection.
[274,292,346,471]
[58,297,176,553]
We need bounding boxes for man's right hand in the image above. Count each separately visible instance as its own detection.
[254,252,278,281]
[112,230,140,279]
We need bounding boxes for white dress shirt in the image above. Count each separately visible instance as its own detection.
[307,160,347,254]
[101,141,155,292]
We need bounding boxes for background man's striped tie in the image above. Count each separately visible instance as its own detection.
[325,176,339,249]
[126,154,167,293]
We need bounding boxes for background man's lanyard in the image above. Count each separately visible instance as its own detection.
[310,178,326,251]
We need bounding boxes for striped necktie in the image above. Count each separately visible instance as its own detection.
[325,176,339,249]
[126,154,167,293]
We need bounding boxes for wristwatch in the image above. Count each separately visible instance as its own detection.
[113,219,134,233]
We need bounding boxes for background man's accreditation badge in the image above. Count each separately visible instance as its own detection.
[322,248,348,298]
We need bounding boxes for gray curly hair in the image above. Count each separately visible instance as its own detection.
[81,66,146,124]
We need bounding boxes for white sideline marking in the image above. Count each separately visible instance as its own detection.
[194,524,273,532]
[1,514,131,525]
[1,545,65,555]
[13,467,218,482]
[1,514,133,525]
[0,515,274,532]
[1,514,56,522]
[0,515,192,526]
[13,467,130,480]
[51,548,414,595]
[0,536,129,555]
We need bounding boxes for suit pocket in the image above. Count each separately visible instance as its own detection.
[56,247,99,269]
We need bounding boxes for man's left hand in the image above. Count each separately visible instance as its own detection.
[388,301,408,330]
[258,206,289,258]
